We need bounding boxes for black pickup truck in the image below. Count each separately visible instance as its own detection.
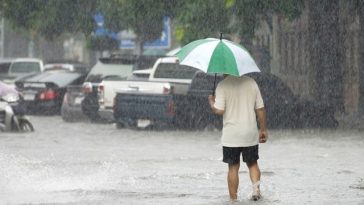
[113,72,338,130]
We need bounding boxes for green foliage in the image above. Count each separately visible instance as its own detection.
[174,0,230,45]
[0,0,304,48]
[1,0,99,39]
[99,0,180,43]
[174,0,304,45]
[230,0,304,41]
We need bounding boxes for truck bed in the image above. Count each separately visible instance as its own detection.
[114,93,177,123]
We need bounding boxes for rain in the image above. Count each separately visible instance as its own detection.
[0,0,364,204]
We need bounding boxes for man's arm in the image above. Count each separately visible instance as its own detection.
[256,107,268,143]
[208,95,224,116]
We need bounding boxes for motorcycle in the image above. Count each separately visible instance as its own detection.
[0,82,34,132]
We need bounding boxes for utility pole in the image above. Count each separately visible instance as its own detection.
[0,17,4,58]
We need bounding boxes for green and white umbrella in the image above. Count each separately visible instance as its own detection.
[175,37,260,77]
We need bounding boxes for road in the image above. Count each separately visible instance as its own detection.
[0,116,363,205]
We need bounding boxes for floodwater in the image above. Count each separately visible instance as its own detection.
[0,116,363,205]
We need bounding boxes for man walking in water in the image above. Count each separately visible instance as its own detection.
[208,74,268,202]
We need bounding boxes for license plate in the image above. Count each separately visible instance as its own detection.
[137,119,151,128]
[23,94,35,101]
[74,96,84,105]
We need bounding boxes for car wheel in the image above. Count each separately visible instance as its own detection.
[18,119,34,132]
[115,122,125,129]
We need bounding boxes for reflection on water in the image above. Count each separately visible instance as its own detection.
[0,116,363,204]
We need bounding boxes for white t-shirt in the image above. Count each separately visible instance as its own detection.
[214,76,264,147]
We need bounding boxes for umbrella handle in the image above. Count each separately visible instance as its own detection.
[212,32,221,96]
[212,73,217,96]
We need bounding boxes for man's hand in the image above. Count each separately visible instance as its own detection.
[208,95,215,107]
[208,95,224,116]
[259,129,268,143]
[256,108,268,143]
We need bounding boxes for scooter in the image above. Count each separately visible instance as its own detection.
[0,93,34,132]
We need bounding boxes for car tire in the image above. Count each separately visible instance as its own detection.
[115,122,125,129]
[18,119,34,132]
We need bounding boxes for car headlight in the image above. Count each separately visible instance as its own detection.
[1,94,19,103]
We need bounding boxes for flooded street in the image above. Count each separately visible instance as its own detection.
[0,116,363,205]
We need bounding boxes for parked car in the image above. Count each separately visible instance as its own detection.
[8,58,44,76]
[112,59,200,129]
[61,85,88,122]
[248,73,338,128]
[15,70,87,114]
[0,59,13,78]
[97,56,187,122]
[80,54,161,122]
[0,58,44,87]
[113,72,338,129]
[61,68,153,122]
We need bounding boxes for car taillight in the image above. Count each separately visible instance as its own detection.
[39,89,57,100]
[163,84,173,95]
[83,82,93,94]
[98,84,104,92]
[166,99,176,116]
[98,84,104,104]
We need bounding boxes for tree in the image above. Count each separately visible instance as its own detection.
[174,0,304,46]
[99,0,181,55]
[228,0,304,46]
[0,0,99,39]
[174,0,230,45]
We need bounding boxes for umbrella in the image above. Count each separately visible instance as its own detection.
[175,34,260,95]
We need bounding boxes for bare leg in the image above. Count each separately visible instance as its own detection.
[247,161,261,200]
[246,161,260,183]
[227,163,240,201]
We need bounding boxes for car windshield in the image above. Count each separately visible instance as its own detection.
[190,72,223,90]
[127,73,150,81]
[85,62,133,83]
[10,62,41,73]
[154,63,198,79]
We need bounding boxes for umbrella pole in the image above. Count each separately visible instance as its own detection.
[212,33,222,96]
[212,73,217,96]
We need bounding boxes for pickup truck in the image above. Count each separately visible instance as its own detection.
[97,68,152,121]
[97,56,196,122]
[80,54,161,122]
[113,70,222,129]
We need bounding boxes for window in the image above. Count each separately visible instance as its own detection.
[85,62,133,83]
[10,62,41,73]
[154,63,198,79]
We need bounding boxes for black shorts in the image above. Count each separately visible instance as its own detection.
[223,145,259,164]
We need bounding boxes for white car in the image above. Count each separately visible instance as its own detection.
[9,58,44,76]
[0,58,44,88]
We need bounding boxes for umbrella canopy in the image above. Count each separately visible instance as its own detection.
[175,38,260,76]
